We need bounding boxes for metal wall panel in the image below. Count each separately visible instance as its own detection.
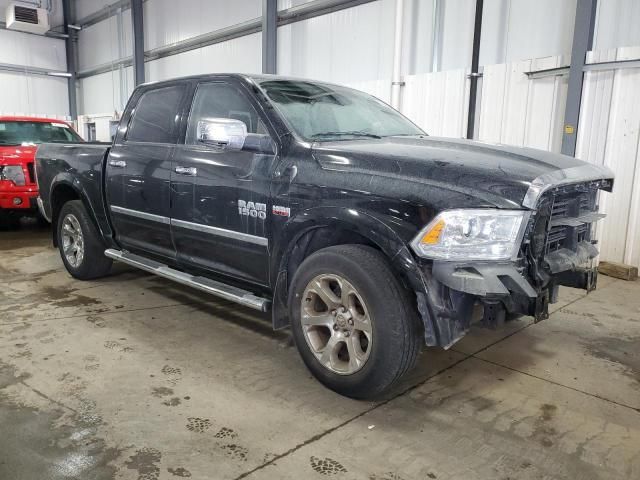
[593,0,640,51]
[400,69,469,137]
[75,0,117,20]
[78,9,132,70]
[576,46,640,268]
[478,55,568,152]
[145,32,262,81]
[0,29,67,70]
[144,0,262,50]
[480,0,576,67]
[79,66,134,115]
[0,72,69,116]
[277,0,395,84]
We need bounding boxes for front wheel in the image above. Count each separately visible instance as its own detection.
[289,245,421,399]
[57,200,112,280]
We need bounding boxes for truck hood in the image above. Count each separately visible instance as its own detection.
[0,145,37,165]
[312,136,612,208]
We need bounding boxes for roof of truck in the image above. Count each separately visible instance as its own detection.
[0,115,72,124]
[138,73,344,90]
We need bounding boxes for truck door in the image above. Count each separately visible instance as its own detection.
[105,82,188,260]
[170,80,277,286]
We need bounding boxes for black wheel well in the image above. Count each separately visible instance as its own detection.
[50,184,80,246]
[283,226,380,284]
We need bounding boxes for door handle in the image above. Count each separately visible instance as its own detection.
[174,166,197,176]
[109,160,127,168]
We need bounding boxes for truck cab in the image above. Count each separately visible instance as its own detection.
[0,116,82,226]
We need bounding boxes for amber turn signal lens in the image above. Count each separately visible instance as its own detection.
[420,219,445,245]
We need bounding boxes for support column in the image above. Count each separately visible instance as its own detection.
[561,0,597,156]
[262,0,277,74]
[62,0,77,120]
[131,0,145,85]
[466,0,483,139]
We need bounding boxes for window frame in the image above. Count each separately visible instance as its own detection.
[180,79,276,150]
[122,82,191,146]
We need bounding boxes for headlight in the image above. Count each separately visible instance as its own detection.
[0,165,26,186]
[410,209,530,261]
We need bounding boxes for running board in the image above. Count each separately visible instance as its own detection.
[104,249,270,312]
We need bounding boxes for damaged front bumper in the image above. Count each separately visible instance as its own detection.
[411,167,614,349]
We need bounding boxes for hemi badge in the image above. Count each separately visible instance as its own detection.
[272,205,290,217]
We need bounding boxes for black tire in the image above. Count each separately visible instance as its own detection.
[57,200,112,280]
[289,244,421,399]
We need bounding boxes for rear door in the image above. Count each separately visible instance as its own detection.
[171,80,277,286]
[105,82,189,260]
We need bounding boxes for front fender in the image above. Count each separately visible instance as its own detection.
[270,205,427,331]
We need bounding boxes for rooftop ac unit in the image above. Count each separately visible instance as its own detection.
[5,2,50,35]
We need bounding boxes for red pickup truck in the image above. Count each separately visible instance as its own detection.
[0,116,83,226]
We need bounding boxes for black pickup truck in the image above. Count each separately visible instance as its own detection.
[36,74,614,398]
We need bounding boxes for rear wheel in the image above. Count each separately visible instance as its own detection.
[57,200,112,280]
[289,244,421,399]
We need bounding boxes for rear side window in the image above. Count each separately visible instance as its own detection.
[127,85,186,143]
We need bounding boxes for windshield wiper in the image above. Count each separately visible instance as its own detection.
[311,131,382,139]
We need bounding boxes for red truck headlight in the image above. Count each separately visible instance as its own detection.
[0,165,26,186]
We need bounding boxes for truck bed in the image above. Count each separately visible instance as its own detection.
[35,142,111,232]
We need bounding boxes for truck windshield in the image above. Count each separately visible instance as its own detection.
[257,80,425,142]
[0,121,83,146]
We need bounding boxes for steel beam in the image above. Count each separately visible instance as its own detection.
[62,0,78,120]
[0,62,69,77]
[262,0,278,74]
[131,0,145,85]
[278,0,377,25]
[561,0,597,156]
[466,0,483,139]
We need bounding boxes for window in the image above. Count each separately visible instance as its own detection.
[127,85,186,143]
[0,121,83,145]
[185,82,267,145]
[257,80,424,142]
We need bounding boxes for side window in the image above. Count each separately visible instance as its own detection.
[185,82,268,145]
[127,85,186,143]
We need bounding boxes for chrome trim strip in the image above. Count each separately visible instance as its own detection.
[110,205,171,224]
[36,197,51,223]
[110,206,268,246]
[523,164,615,209]
[171,218,268,247]
[104,249,270,312]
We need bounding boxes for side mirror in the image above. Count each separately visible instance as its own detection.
[197,118,247,151]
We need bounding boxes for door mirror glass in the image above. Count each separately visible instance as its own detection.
[197,118,247,151]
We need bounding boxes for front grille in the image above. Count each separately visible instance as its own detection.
[26,162,35,184]
[543,187,598,254]
[14,6,39,24]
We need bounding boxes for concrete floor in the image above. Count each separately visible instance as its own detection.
[1,222,639,480]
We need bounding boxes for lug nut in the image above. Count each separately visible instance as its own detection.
[333,324,339,330]
[344,331,350,337]
[348,319,354,325]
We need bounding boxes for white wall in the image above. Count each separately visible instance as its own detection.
[277,1,395,84]
[145,33,262,82]
[0,2,69,117]
[593,0,640,50]
[144,0,261,51]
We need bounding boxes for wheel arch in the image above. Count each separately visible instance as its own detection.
[49,179,99,247]
[270,206,425,330]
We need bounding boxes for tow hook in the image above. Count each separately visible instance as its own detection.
[481,300,505,329]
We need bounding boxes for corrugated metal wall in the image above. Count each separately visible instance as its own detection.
[0,29,69,117]
[577,46,640,268]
